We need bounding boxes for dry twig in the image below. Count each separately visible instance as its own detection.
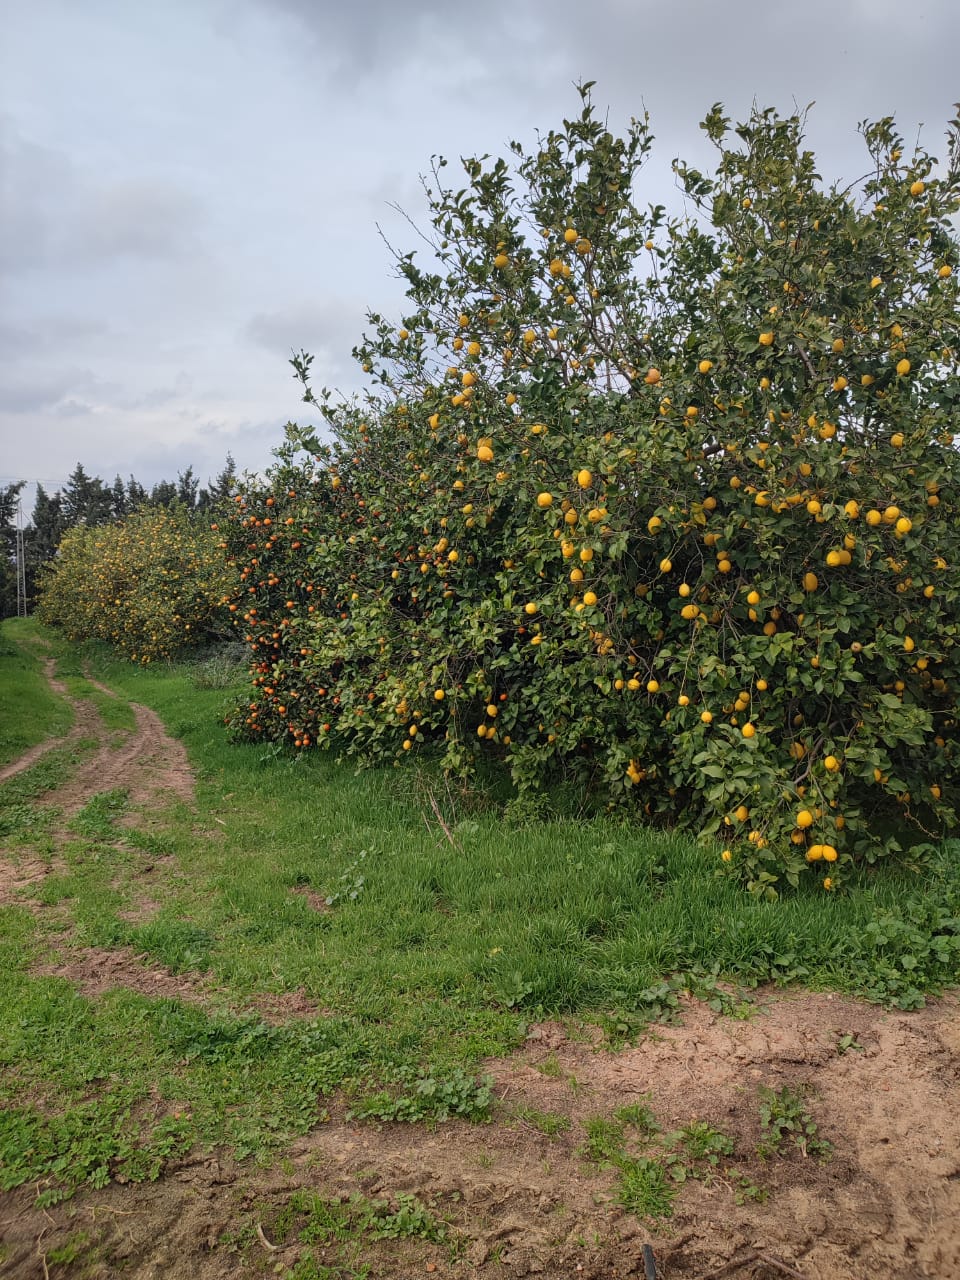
[701,1247,807,1280]
[256,1223,279,1252]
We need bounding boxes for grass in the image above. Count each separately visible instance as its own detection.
[513,1105,571,1137]
[0,619,958,1203]
[0,620,72,764]
[235,1188,456,1278]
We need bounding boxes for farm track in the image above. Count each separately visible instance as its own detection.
[0,655,959,1279]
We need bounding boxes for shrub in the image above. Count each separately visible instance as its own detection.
[226,90,960,894]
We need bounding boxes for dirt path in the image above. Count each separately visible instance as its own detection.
[1,657,959,1279]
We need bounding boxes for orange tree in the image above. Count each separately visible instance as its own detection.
[37,504,237,662]
[229,89,960,893]
[218,442,347,747]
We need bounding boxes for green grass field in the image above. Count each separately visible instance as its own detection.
[0,621,73,765]
[1,618,958,1204]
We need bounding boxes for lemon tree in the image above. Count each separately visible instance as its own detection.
[37,505,236,662]
[227,89,960,894]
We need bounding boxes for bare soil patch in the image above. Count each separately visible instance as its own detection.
[0,853,52,908]
[31,945,217,1008]
[0,993,958,1279]
[29,943,324,1028]
[290,884,330,913]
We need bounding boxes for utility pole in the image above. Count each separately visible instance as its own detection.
[15,496,27,617]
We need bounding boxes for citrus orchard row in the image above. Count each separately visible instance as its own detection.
[221,97,960,893]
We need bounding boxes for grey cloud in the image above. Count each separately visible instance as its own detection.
[0,122,71,271]
[0,315,111,358]
[245,298,370,372]
[54,399,95,417]
[249,0,451,78]
[72,180,203,263]
[0,366,102,415]
[0,322,35,354]
[0,118,205,277]
[254,0,958,168]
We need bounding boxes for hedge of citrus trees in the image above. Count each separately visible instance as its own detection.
[224,91,960,893]
[38,504,236,662]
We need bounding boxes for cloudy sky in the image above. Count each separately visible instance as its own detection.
[2,0,957,512]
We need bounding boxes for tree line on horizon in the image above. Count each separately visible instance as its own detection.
[0,455,237,618]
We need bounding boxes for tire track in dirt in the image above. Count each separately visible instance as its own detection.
[1,652,193,933]
[0,655,194,814]
[2,648,320,1026]
[0,658,100,785]
[42,699,195,819]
